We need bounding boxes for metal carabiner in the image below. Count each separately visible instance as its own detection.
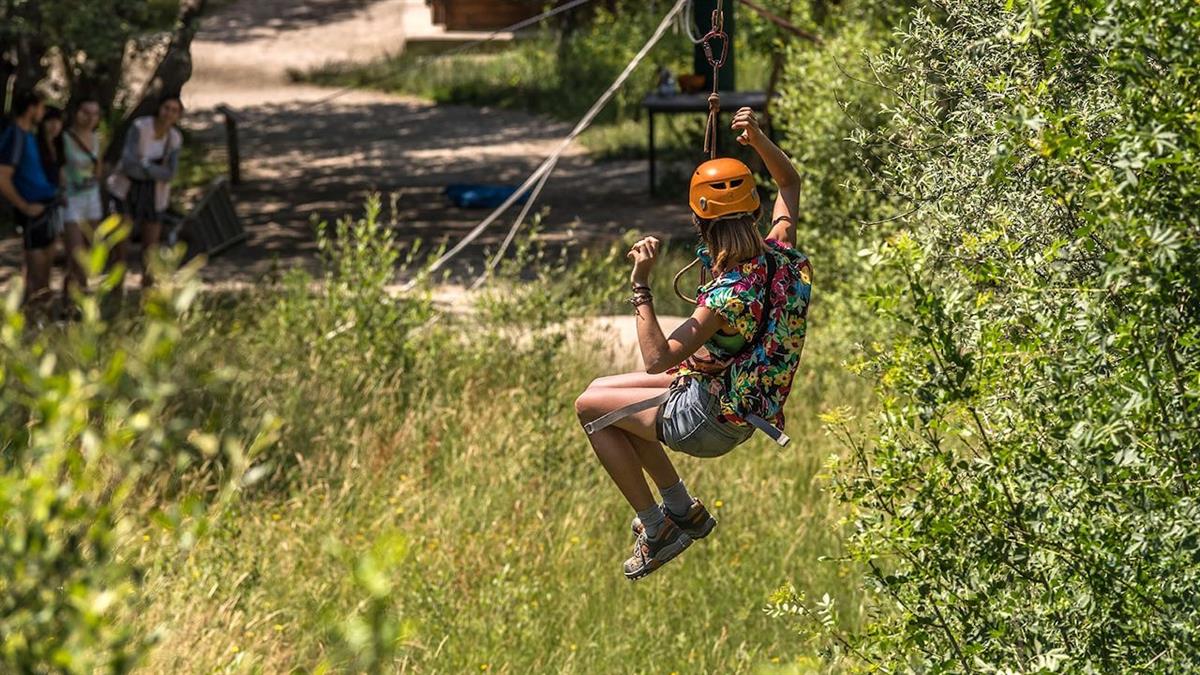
[700,27,729,69]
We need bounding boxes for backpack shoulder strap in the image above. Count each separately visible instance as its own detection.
[65,129,98,165]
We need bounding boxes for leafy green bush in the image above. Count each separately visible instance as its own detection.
[320,532,414,674]
[179,197,436,482]
[0,225,262,673]
[787,0,1200,670]
[764,0,907,313]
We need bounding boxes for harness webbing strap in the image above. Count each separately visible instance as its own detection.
[588,252,790,446]
[746,414,791,447]
[584,392,790,448]
[584,392,670,436]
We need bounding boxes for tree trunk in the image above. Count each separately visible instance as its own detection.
[106,0,208,163]
[71,53,127,113]
[3,0,50,100]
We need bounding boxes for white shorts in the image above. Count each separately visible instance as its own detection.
[64,188,103,224]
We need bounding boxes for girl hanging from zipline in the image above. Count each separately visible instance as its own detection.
[575,107,812,580]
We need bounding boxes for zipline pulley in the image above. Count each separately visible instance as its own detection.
[700,0,727,161]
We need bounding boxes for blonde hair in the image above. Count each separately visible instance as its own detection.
[695,208,766,275]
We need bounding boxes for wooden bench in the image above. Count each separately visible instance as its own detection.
[642,91,770,195]
[182,177,246,259]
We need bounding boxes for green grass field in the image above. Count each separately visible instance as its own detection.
[128,318,866,672]
[80,211,872,673]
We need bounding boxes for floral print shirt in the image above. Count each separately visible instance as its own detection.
[672,239,813,428]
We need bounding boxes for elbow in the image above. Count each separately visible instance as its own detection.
[776,174,801,193]
[644,358,671,375]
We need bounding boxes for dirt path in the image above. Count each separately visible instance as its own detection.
[182,0,687,284]
[0,0,689,289]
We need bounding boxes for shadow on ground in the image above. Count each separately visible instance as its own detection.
[184,97,695,283]
[201,0,378,44]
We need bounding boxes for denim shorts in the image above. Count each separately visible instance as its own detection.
[657,378,753,458]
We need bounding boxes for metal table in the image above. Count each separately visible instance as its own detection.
[642,91,770,195]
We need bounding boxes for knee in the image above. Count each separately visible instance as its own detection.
[576,381,610,422]
[574,389,593,421]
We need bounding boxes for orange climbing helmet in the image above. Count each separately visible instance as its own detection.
[688,158,760,220]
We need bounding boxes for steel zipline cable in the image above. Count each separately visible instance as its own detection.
[399,0,692,292]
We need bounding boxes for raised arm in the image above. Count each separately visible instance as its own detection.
[628,236,725,374]
[732,107,799,247]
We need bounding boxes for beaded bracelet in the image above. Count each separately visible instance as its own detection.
[629,289,653,311]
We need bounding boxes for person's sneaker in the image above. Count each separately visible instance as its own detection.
[623,517,692,581]
[631,499,717,541]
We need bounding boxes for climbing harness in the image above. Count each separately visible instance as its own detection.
[583,393,670,436]
[588,1,791,448]
[588,252,791,447]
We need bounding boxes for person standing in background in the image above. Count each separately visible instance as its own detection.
[0,91,61,312]
[37,105,65,190]
[62,97,104,298]
[107,95,183,289]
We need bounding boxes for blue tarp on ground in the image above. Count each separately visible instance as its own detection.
[444,183,529,209]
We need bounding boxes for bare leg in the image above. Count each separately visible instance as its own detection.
[587,371,674,390]
[585,426,657,511]
[580,371,682,489]
[626,434,681,491]
[140,220,162,288]
[24,245,57,318]
[577,385,676,511]
[62,220,89,299]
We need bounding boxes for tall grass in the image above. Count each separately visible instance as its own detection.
[103,200,870,672]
